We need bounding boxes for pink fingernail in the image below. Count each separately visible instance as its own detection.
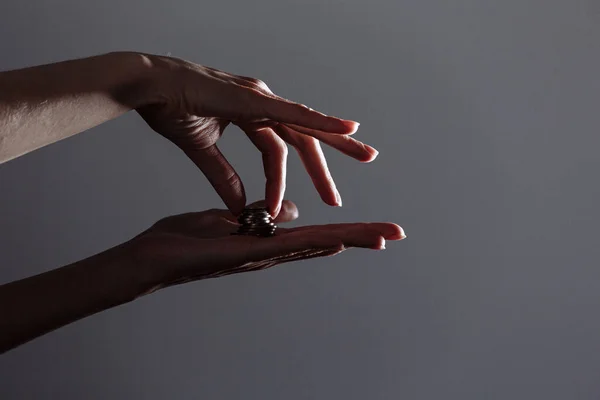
[335,190,342,207]
[398,227,407,240]
[369,147,379,159]
[349,121,360,134]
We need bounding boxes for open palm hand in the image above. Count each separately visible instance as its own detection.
[130,200,405,290]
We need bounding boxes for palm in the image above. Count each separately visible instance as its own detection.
[130,200,404,290]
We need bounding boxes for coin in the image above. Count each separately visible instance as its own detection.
[233,207,277,237]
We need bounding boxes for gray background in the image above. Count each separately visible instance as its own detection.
[1,0,599,398]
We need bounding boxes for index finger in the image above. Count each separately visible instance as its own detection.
[250,91,359,135]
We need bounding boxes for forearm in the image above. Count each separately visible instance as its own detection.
[0,241,157,353]
[0,52,155,163]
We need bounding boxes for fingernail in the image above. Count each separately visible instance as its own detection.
[335,190,342,207]
[369,147,379,159]
[362,147,379,163]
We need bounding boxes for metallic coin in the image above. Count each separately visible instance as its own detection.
[233,207,277,237]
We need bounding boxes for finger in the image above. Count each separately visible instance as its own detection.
[246,199,299,223]
[167,221,404,281]
[231,222,405,264]
[243,120,280,131]
[221,76,358,135]
[150,199,300,239]
[250,227,376,260]
[184,145,246,215]
[274,124,341,207]
[284,123,378,163]
[243,88,359,134]
[278,222,406,241]
[239,125,288,217]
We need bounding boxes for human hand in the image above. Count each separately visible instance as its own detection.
[0,199,404,353]
[129,200,405,291]
[136,54,379,217]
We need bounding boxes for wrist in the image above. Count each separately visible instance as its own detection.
[119,233,188,298]
[78,239,164,304]
[112,239,166,299]
[105,51,166,110]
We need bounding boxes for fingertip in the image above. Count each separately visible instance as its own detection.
[363,235,385,250]
[266,193,284,219]
[323,195,342,208]
[264,198,279,219]
[358,150,379,163]
[317,186,342,208]
[230,204,245,217]
[281,200,299,219]
[227,195,247,217]
[362,146,379,163]
[274,200,299,222]
[320,117,359,135]
[386,224,406,240]
[346,120,360,134]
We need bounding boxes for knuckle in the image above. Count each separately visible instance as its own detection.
[273,124,293,142]
[300,137,319,152]
[213,171,239,189]
[276,140,289,157]
[290,103,315,121]
[248,77,270,92]
[297,103,311,113]
[247,77,264,86]
[257,132,289,157]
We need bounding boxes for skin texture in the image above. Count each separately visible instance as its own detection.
[0,200,405,354]
[0,53,405,353]
[0,52,378,217]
